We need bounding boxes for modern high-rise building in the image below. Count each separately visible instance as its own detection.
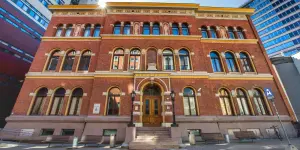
[0,0,71,127]
[241,0,300,57]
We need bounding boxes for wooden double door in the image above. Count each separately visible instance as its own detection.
[142,96,162,126]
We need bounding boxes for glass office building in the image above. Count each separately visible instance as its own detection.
[241,0,300,57]
[0,0,70,127]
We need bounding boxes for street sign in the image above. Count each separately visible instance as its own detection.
[264,88,275,100]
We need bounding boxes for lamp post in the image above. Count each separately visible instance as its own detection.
[128,91,136,127]
[170,90,178,127]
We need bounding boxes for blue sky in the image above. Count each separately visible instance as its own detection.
[101,0,250,7]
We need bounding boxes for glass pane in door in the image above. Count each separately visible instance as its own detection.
[154,99,158,115]
[145,99,150,115]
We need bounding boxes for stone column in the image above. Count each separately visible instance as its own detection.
[216,26,221,38]
[120,22,124,34]
[207,26,211,38]
[89,24,95,37]
[150,22,153,35]
[178,23,182,35]
[233,27,239,39]
[60,24,67,37]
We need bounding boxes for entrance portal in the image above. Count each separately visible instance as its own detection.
[142,84,162,126]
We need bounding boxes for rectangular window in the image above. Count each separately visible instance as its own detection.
[22,5,28,12]
[40,129,54,136]
[103,129,117,136]
[29,10,35,17]
[61,129,75,136]
[34,15,39,21]
[16,0,24,7]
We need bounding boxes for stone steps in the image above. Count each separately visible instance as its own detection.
[129,127,180,150]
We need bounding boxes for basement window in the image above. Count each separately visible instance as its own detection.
[61,129,75,136]
[40,129,54,136]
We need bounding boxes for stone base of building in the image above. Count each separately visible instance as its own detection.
[1,115,297,143]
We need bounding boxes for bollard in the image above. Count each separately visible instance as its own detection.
[72,136,78,148]
[110,134,116,148]
[189,132,195,145]
[224,134,230,143]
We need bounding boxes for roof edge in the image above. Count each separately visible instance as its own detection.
[48,2,255,14]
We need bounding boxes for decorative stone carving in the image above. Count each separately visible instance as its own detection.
[73,24,82,37]
[163,23,170,35]
[133,22,140,35]
[147,63,157,71]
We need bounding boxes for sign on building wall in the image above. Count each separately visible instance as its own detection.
[93,104,100,114]
[264,88,275,101]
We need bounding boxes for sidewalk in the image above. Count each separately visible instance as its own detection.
[0,138,299,149]
[184,138,300,150]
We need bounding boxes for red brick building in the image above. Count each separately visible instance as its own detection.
[3,2,297,146]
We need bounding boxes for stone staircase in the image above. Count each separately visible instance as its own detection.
[129,127,180,150]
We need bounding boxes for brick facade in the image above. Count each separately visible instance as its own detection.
[3,3,297,142]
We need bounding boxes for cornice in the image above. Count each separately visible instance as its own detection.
[101,34,202,40]
[25,72,273,80]
[41,37,102,41]
[48,3,255,15]
[198,6,255,14]
[201,38,258,44]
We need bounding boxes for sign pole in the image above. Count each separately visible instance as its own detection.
[271,100,291,145]
[264,88,297,150]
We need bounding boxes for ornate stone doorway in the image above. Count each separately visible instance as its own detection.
[142,84,162,126]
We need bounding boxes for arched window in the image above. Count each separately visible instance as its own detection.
[153,22,160,35]
[182,23,189,35]
[46,50,60,71]
[201,26,208,38]
[228,27,235,39]
[210,26,217,38]
[253,89,269,115]
[55,24,63,37]
[219,88,234,116]
[210,52,223,72]
[93,24,101,37]
[129,49,141,70]
[236,88,251,115]
[172,23,179,35]
[143,22,150,35]
[83,24,91,37]
[123,22,131,35]
[113,22,121,34]
[107,87,121,115]
[68,88,83,116]
[225,52,239,72]
[112,49,124,70]
[62,50,76,71]
[240,52,254,72]
[49,88,65,115]
[237,27,245,39]
[179,49,191,70]
[163,49,174,70]
[30,88,48,115]
[78,50,92,71]
[65,24,73,37]
[183,87,197,116]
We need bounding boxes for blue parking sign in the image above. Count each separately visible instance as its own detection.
[264,88,275,101]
